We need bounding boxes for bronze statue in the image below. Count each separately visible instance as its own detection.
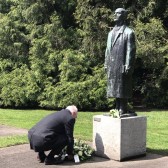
[104,8,136,117]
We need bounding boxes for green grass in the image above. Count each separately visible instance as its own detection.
[0,135,28,148]
[0,109,102,147]
[0,109,53,148]
[0,108,168,156]
[0,109,53,129]
[138,111,168,156]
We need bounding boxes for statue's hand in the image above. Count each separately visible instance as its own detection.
[125,68,129,74]
[104,67,107,73]
[125,66,133,75]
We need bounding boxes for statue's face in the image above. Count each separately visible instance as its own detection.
[114,8,126,22]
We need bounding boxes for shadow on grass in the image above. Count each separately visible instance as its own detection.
[147,148,168,156]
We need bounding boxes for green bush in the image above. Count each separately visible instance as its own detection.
[0,66,40,107]
[39,67,115,110]
[0,0,168,109]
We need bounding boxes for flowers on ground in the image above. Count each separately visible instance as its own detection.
[62,139,94,162]
[73,139,94,161]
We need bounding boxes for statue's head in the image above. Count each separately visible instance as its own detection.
[114,8,127,23]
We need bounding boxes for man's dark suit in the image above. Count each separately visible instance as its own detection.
[28,109,75,155]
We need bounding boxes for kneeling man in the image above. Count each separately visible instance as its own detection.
[28,105,78,165]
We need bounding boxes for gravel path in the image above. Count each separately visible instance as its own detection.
[0,144,168,168]
[0,125,27,136]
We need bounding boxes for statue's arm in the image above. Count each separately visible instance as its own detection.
[104,32,111,70]
[125,31,136,74]
[104,48,108,70]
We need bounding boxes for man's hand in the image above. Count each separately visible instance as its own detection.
[64,154,74,162]
[68,155,74,161]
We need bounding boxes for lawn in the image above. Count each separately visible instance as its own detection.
[0,108,168,156]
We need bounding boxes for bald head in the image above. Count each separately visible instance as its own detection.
[114,8,127,23]
[115,8,127,14]
[66,105,78,118]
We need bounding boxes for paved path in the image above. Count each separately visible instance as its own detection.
[0,125,168,168]
[0,144,168,168]
[0,125,27,136]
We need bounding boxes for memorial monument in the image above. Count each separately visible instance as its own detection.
[93,8,147,161]
[104,8,136,117]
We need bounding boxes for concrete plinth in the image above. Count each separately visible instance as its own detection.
[93,115,147,161]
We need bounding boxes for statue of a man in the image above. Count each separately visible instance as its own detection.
[104,8,136,117]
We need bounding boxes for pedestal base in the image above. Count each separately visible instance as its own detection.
[93,115,147,161]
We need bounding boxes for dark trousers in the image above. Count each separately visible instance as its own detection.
[48,135,68,156]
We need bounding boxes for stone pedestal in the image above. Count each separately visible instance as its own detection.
[93,115,147,161]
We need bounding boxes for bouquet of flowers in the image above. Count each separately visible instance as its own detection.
[61,139,94,163]
[73,139,94,161]
[109,109,120,118]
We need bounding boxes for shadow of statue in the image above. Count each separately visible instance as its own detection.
[95,133,109,159]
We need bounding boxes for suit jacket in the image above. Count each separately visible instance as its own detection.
[104,25,136,98]
[28,109,75,153]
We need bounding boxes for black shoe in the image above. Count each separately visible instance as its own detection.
[37,152,46,163]
[64,155,74,162]
[44,157,64,165]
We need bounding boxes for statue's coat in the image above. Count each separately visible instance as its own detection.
[104,25,136,98]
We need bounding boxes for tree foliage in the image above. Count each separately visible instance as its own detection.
[0,0,168,109]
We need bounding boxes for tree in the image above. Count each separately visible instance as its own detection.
[0,0,168,109]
